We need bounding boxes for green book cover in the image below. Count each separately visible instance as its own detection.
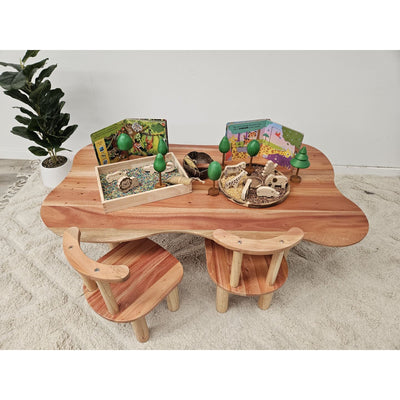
[90,118,168,165]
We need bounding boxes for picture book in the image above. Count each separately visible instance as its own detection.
[224,119,304,169]
[90,118,168,165]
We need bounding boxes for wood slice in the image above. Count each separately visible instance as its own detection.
[219,164,290,208]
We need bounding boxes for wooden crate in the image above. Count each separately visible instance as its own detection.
[95,152,192,213]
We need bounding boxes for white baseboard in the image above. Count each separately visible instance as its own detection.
[334,165,400,176]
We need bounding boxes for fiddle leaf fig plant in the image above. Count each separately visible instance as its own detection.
[0,50,77,167]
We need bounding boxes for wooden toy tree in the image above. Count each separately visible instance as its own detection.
[154,153,166,188]
[246,139,260,174]
[290,147,310,183]
[158,138,168,159]
[207,161,222,196]
[117,132,133,159]
[219,136,230,168]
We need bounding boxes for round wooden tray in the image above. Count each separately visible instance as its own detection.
[218,164,290,208]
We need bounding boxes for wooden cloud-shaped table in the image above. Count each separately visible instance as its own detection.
[41,144,369,247]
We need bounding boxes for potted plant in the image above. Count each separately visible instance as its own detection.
[0,50,77,188]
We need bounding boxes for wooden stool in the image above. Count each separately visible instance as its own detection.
[205,228,304,312]
[63,227,183,343]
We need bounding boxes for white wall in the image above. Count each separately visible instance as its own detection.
[1,51,399,172]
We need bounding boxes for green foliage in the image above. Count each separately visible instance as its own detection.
[151,122,165,134]
[158,138,168,155]
[247,139,260,157]
[219,136,230,154]
[117,133,133,151]
[0,50,77,163]
[153,153,166,172]
[290,147,310,169]
[207,161,222,181]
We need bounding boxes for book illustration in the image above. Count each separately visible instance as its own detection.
[91,119,168,165]
[225,119,304,169]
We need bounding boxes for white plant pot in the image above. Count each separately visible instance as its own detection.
[40,156,72,188]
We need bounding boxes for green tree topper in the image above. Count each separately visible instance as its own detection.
[207,161,222,196]
[246,139,260,174]
[290,147,310,183]
[154,153,166,188]
[158,138,168,156]
[219,136,230,167]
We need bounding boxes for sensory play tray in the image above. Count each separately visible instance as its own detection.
[95,152,192,213]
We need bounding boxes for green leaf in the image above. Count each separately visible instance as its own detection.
[4,89,32,107]
[15,115,31,125]
[22,50,40,63]
[34,64,57,86]
[54,113,70,131]
[39,88,64,113]
[11,126,46,147]
[29,80,51,103]
[22,58,48,81]
[0,71,26,90]
[28,146,48,156]
[28,116,46,133]
[61,124,78,140]
[17,107,37,118]
[0,61,22,71]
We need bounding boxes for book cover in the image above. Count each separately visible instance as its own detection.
[90,118,168,165]
[225,119,304,169]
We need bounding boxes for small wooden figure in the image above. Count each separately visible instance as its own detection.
[261,160,278,177]
[154,153,166,189]
[117,176,139,192]
[219,136,230,168]
[246,139,260,174]
[207,161,222,196]
[256,186,280,198]
[290,147,310,183]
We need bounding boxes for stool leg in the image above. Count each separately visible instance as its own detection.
[166,286,180,312]
[132,316,150,343]
[216,286,229,313]
[258,293,273,310]
[230,251,243,287]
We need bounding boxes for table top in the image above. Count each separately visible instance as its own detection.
[40,144,369,247]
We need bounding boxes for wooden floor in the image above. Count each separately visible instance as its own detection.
[0,159,32,198]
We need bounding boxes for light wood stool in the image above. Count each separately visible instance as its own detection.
[63,227,183,343]
[205,228,304,312]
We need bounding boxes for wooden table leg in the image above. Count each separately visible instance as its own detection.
[258,293,273,310]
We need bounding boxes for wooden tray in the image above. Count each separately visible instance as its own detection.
[95,152,191,213]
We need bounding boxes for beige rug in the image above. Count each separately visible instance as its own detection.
[0,168,399,349]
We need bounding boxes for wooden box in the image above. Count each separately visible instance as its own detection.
[95,152,192,213]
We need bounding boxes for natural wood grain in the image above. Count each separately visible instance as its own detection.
[216,286,229,313]
[230,251,243,287]
[42,144,369,247]
[63,227,130,283]
[205,239,289,297]
[257,293,273,310]
[97,281,119,315]
[213,227,304,255]
[131,317,150,343]
[85,239,184,323]
[166,287,180,312]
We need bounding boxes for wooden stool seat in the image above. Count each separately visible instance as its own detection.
[205,239,288,296]
[63,227,183,342]
[204,228,304,312]
[86,239,183,323]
